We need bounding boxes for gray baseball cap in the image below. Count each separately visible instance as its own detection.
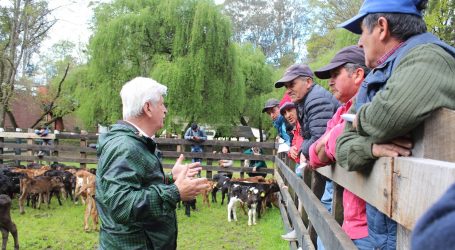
[314,46,366,79]
[275,64,314,88]
[262,98,280,113]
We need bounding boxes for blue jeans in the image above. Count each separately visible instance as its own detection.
[191,147,203,163]
[366,203,397,250]
[353,236,374,250]
[316,181,333,250]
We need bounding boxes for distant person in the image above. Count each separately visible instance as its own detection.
[34,126,51,157]
[243,146,267,178]
[262,97,291,146]
[216,146,233,178]
[184,123,207,163]
[96,77,209,250]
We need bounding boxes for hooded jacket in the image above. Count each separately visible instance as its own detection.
[96,121,180,250]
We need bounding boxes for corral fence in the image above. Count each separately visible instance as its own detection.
[274,108,455,250]
[0,132,276,178]
[1,109,453,250]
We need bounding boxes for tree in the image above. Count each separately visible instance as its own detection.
[0,0,55,127]
[76,0,246,133]
[222,0,310,66]
[425,0,454,46]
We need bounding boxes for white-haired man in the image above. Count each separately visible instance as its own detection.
[96,77,209,250]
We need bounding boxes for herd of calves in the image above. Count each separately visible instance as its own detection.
[0,164,281,250]
[185,174,281,227]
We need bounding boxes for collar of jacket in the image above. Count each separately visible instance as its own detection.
[116,120,157,153]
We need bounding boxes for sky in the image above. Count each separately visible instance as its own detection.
[42,0,225,53]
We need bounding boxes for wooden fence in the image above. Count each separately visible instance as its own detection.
[1,109,453,250]
[274,108,455,250]
[0,133,276,178]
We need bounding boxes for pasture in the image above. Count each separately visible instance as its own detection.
[5,191,289,250]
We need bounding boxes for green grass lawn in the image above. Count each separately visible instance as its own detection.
[6,191,289,250]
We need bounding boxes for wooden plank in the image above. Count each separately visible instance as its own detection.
[0,154,97,164]
[277,193,299,250]
[332,182,344,226]
[161,164,274,174]
[392,157,455,230]
[160,150,274,161]
[413,108,455,162]
[0,132,56,139]
[276,157,357,249]
[316,157,394,217]
[0,143,97,153]
[275,170,315,250]
[155,138,276,148]
[397,224,411,250]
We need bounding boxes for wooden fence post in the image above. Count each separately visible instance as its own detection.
[80,131,88,168]
[0,132,3,165]
[206,144,213,179]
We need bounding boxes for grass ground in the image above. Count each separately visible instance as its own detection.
[5,189,289,250]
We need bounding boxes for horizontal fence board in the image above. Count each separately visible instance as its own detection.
[155,138,276,148]
[277,192,300,250]
[0,142,97,153]
[275,170,315,250]
[392,157,455,230]
[0,132,56,139]
[316,158,393,216]
[0,154,97,164]
[275,157,357,249]
[161,164,274,175]
[161,151,274,161]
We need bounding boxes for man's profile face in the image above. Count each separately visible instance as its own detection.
[358,21,382,68]
[266,106,280,121]
[284,77,312,103]
[329,66,359,103]
[149,96,167,131]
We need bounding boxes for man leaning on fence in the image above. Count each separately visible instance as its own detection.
[336,0,455,249]
[308,45,373,249]
[95,77,209,250]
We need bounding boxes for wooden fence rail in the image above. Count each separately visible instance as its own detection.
[274,108,455,250]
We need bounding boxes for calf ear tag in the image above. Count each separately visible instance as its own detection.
[260,192,265,197]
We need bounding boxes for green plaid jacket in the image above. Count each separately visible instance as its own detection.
[96,121,180,250]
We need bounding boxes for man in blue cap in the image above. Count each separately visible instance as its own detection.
[336,0,455,249]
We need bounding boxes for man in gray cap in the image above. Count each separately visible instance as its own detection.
[262,98,291,145]
[335,0,455,249]
[309,46,372,249]
[276,64,339,244]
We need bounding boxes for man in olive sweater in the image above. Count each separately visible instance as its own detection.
[336,0,455,249]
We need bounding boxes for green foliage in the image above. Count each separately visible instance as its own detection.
[76,0,245,129]
[424,0,454,46]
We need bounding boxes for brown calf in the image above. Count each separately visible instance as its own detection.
[76,172,98,232]
[18,176,64,214]
[0,194,19,250]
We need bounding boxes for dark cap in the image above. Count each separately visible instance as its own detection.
[262,98,280,113]
[314,46,366,79]
[279,101,296,115]
[338,0,423,34]
[275,64,314,88]
[191,123,198,130]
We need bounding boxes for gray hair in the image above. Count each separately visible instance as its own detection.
[344,63,371,77]
[362,12,427,41]
[120,77,167,120]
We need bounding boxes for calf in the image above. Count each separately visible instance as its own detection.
[212,174,230,205]
[75,172,98,232]
[201,179,215,208]
[18,176,64,214]
[0,194,19,250]
[227,184,261,226]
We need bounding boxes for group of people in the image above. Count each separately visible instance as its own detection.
[263,0,455,249]
[94,0,454,249]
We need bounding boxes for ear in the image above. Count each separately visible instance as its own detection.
[143,101,153,117]
[305,77,313,88]
[377,17,389,41]
[353,68,365,87]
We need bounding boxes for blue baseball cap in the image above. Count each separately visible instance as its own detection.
[339,0,423,34]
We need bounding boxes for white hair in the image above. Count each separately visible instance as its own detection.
[120,77,167,120]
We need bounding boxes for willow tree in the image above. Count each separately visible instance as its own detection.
[77,0,244,132]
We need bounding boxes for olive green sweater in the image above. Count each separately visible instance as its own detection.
[336,44,455,171]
